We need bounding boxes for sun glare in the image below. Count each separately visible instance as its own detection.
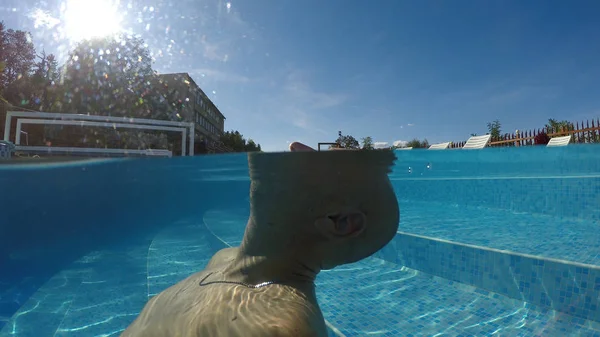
[61,0,123,43]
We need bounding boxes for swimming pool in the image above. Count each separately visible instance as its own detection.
[1,146,599,336]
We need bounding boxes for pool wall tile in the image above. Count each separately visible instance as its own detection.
[374,232,600,323]
[393,177,600,221]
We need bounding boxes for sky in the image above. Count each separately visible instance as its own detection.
[2,0,600,151]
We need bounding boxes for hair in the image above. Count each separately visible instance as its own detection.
[245,149,399,265]
[248,150,397,183]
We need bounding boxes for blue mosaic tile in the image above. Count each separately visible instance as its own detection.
[207,208,600,335]
[4,198,600,337]
[395,199,600,266]
[317,257,600,336]
[392,174,600,222]
[147,221,213,297]
[376,231,600,323]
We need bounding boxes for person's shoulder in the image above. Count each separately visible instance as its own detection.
[205,247,239,269]
[262,323,325,337]
[259,287,328,337]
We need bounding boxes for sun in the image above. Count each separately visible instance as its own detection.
[61,0,123,43]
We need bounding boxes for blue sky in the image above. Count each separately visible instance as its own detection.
[3,0,600,151]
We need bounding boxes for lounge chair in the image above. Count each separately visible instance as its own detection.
[546,135,571,147]
[428,142,450,150]
[462,134,492,149]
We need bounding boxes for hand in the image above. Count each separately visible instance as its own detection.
[289,142,316,152]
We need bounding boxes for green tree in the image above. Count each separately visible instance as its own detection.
[487,119,501,140]
[361,136,374,150]
[245,139,261,152]
[33,52,60,110]
[545,119,574,134]
[405,138,429,149]
[332,131,360,149]
[62,34,155,117]
[0,22,36,91]
[55,34,173,151]
[3,51,61,112]
[220,130,261,152]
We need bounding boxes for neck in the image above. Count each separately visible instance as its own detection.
[224,217,322,287]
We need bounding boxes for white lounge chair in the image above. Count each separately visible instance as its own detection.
[462,134,492,149]
[547,135,571,147]
[428,142,450,150]
[396,147,413,150]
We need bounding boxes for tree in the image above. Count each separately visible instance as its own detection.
[405,138,429,149]
[32,51,60,110]
[0,22,5,87]
[0,22,36,91]
[3,51,61,112]
[487,120,501,140]
[62,34,155,117]
[361,136,374,150]
[245,139,261,152]
[332,131,360,149]
[545,119,574,134]
[220,130,261,152]
[56,34,169,150]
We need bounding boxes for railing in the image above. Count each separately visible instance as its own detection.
[317,142,339,151]
[450,118,600,148]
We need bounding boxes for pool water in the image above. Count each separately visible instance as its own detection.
[206,208,600,336]
[1,146,600,336]
[397,200,600,266]
[2,208,599,336]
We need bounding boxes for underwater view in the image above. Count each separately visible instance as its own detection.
[1,145,600,336]
[2,0,600,335]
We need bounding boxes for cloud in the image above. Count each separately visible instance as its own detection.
[283,70,347,109]
[265,69,348,133]
[407,123,415,127]
[373,142,389,149]
[393,140,408,148]
[28,8,60,29]
[199,35,230,62]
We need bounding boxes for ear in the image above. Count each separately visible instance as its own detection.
[314,212,366,239]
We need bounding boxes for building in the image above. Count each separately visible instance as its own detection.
[154,73,226,151]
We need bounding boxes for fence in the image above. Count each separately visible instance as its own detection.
[449,118,600,148]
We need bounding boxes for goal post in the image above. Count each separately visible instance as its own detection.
[4,111,195,156]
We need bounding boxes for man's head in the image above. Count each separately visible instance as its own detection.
[247,148,399,270]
